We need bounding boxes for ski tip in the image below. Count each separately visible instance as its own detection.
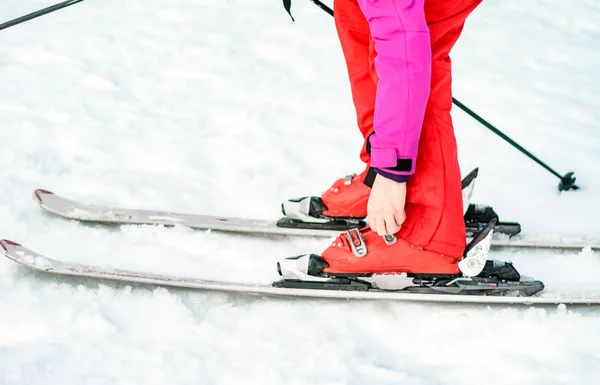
[33,189,54,204]
[0,239,21,252]
[461,167,479,189]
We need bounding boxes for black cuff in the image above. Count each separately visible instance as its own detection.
[363,167,377,188]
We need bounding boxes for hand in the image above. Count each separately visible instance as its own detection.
[367,173,407,236]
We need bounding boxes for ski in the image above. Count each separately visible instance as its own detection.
[33,189,600,251]
[2,239,598,305]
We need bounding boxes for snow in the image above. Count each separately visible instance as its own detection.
[1,0,600,383]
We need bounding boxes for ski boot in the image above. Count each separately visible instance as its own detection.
[277,167,370,231]
[273,219,544,297]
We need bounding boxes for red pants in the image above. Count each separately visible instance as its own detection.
[334,0,482,258]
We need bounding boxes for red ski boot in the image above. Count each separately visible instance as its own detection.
[319,168,370,218]
[281,168,370,221]
[320,227,460,276]
[280,167,477,227]
[275,227,460,283]
[278,168,370,231]
[274,219,545,297]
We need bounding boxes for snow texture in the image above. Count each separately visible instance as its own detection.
[1,0,600,384]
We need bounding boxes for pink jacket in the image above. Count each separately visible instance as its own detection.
[360,0,431,178]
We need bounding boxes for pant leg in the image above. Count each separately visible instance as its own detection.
[334,0,483,259]
[399,0,483,258]
[333,0,377,164]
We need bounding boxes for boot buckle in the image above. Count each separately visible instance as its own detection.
[346,228,367,257]
[383,234,397,245]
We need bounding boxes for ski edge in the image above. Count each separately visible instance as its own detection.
[2,239,599,305]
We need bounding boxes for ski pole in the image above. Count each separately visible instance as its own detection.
[451,98,578,191]
[0,0,85,32]
[283,0,332,21]
[283,0,579,192]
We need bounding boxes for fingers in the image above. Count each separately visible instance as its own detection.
[376,216,387,237]
[371,212,402,237]
[394,211,406,227]
[370,217,378,234]
[366,174,408,237]
[384,213,400,235]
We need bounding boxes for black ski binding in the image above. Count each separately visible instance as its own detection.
[276,216,366,231]
[272,277,372,291]
[464,203,522,237]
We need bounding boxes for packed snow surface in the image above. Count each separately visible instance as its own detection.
[1,0,600,384]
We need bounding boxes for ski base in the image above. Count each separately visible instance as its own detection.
[2,239,598,305]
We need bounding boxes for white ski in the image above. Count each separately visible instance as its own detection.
[2,239,599,305]
[33,189,600,251]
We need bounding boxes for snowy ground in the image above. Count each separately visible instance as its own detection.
[1,0,600,384]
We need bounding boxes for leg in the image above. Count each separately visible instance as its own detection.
[333,0,377,163]
[400,0,483,258]
[318,0,483,275]
[316,0,378,218]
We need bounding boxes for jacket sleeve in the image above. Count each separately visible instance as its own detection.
[358,0,431,179]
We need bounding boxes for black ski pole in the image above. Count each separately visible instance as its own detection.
[282,0,579,192]
[451,98,578,191]
[308,0,334,17]
[283,0,332,21]
[0,0,85,32]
